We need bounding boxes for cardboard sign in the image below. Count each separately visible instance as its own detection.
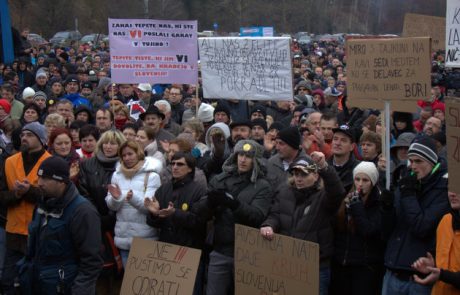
[199,37,293,100]
[446,0,460,67]
[109,19,198,84]
[445,97,460,195]
[234,224,319,295]
[403,13,446,51]
[346,37,431,111]
[120,238,201,295]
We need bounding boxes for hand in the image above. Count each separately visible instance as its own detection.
[69,162,80,179]
[314,130,325,147]
[399,173,418,196]
[377,155,386,171]
[208,190,239,210]
[260,226,274,241]
[349,191,362,205]
[380,189,394,209]
[310,151,326,169]
[158,202,176,218]
[211,133,226,158]
[108,184,122,199]
[126,190,133,201]
[263,134,276,152]
[14,179,30,197]
[412,252,435,274]
[413,266,440,285]
[207,189,226,208]
[144,197,160,215]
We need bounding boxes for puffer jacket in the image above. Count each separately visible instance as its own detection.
[266,149,308,189]
[105,157,162,250]
[262,165,345,264]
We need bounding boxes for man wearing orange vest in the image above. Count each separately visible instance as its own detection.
[0,122,50,294]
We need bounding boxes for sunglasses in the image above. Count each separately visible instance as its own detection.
[171,161,187,167]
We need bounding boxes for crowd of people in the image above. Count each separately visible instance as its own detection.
[0,30,458,295]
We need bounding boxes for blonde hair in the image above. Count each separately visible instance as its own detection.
[94,130,126,155]
[44,113,66,128]
[118,140,145,161]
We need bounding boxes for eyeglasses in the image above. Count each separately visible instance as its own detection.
[171,161,187,167]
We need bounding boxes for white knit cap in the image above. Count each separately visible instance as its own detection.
[22,87,35,100]
[353,161,379,186]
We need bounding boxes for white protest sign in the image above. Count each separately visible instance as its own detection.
[199,37,293,100]
[446,0,460,67]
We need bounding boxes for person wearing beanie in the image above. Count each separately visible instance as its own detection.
[261,151,346,295]
[250,118,267,145]
[22,156,102,294]
[250,104,267,121]
[0,99,12,116]
[31,68,51,97]
[63,75,91,108]
[213,103,231,125]
[331,161,385,295]
[32,91,47,113]
[197,140,272,295]
[266,126,309,189]
[22,87,36,105]
[0,122,51,293]
[381,135,449,295]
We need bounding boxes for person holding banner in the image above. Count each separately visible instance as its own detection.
[260,151,346,295]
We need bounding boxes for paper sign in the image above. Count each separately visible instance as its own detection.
[234,224,319,295]
[445,97,460,195]
[108,18,198,84]
[120,238,201,295]
[199,37,293,100]
[403,13,446,51]
[446,0,460,67]
[346,37,431,111]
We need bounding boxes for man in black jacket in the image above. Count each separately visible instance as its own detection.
[20,156,102,295]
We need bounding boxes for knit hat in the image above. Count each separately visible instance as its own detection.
[213,103,231,119]
[277,126,300,150]
[197,103,215,123]
[22,87,36,100]
[223,140,265,183]
[22,122,47,146]
[268,121,285,132]
[81,82,93,91]
[33,91,47,102]
[36,69,47,79]
[353,161,379,186]
[250,104,267,119]
[37,156,70,182]
[408,136,438,165]
[251,118,267,132]
[0,99,11,114]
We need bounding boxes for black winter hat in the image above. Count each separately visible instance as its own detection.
[213,103,231,119]
[250,104,267,119]
[277,126,300,150]
[37,156,70,182]
[251,118,267,132]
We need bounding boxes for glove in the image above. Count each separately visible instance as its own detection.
[380,189,395,209]
[348,191,362,206]
[208,190,240,210]
[399,173,418,197]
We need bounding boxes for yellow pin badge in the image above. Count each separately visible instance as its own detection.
[243,143,252,152]
[181,203,189,211]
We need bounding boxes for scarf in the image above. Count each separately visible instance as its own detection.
[119,160,145,179]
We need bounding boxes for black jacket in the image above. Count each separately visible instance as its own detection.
[262,165,345,264]
[147,174,207,249]
[382,163,450,272]
[333,186,385,266]
[328,154,360,192]
[77,153,118,231]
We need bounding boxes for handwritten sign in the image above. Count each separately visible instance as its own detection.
[120,238,201,295]
[403,13,446,51]
[109,18,198,84]
[346,37,431,111]
[234,224,319,295]
[446,0,460,67]
[446,97,460,195]
[199,37,293,100]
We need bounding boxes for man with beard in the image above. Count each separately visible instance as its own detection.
[0,122,50,294]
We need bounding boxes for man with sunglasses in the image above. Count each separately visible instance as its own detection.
[0,122,50,294]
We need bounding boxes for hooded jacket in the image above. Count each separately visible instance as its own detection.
[105,157,162,250]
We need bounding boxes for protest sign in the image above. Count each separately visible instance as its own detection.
[446,0,460,67]
[402,13,445,51]
[445,97,460,195]
[108,19,198,84]
[199,37,293,100]
[234,224,319,295]
[120,238,201,295]
[346,37,431,112]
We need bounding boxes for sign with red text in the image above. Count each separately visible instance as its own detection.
[403,13,445,51]
[109,19,198,84]
[199,37,293,100]
[234,224,319,295]
[120,238,201,295]
[346,37,431,112]
[446,97,460,195]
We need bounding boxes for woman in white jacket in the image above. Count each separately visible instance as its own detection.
[106,140,162,266]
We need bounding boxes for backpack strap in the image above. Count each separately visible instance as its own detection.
[143,172,151,192]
